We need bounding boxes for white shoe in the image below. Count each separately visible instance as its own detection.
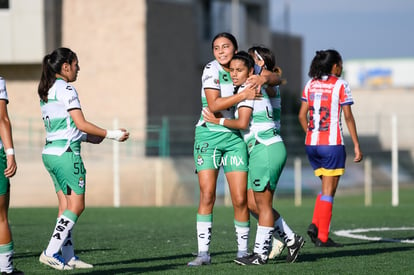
[39,251,73,270]
[187,253,211,266]
[67,256,93,269]
[268,237,286,259]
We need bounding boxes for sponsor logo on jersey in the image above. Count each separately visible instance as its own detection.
[203,75,212,83]
[66,85,73,90]
[212,147,245,169]
[68,95,79,105]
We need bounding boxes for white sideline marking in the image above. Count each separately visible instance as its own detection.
[334,227,414,244]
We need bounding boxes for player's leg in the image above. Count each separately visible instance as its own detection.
[315,175,343,247]
[223,133,250,259]
[0,190,19,274]
[189,128,223,266]
[226,170,250,258]
[0,148,23,275]
[314,145,345,247]
[235,142,276,265]
[40,152,84,270]
[308,192,322,243]
[187,169,218,266]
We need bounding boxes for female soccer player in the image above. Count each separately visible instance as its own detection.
[0,77,22,275]
[189,33,281,266]
[298,49,363,247]
[37,48,129,270]
[203,51,304,265]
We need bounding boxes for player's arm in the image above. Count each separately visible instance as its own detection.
[69,109,129,142]
[205,87,260,113]
[298,101,309,133]
[247,68,282,88]
[342,105,363,162]
[0,100,16,178]
[202,106,251,130]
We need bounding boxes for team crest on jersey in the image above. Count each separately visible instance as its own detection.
[214,78,219,84]
[78,177,85,188]
[197,155,204,166]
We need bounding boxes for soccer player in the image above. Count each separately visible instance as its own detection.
[203,51,304,265]
[189,33,281,266]
[298,49,363,247]
[0,77,23,274]
[37,48,129,270]
[247,46,304,262]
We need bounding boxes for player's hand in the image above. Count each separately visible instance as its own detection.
[354,146,363,163]
[202,107,219,124]
[246,74,266,88]
[241,84,262,100]
[118,128,129,142]
[4,155,17,178]
[106,129,130,142]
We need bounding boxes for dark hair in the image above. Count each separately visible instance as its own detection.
[38,47,77,102]
[248,46,276,71]
[308,49,342,79]
[231,51,255,71]
[211,32,238,51]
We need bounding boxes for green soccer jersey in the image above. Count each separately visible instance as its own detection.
[236,84,282,146]
[196,60,237,132]
[40,79,84,155]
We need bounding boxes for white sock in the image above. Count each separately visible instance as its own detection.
[235,220,250,254]
[196,213,213,254]
[254,225,274,257]
[61,229,75,262]
[0,242,13,273]
[274,216,295,246]
[45,211,77,257]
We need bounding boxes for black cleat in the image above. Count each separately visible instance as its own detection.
[234,253,267,265]
[286,234,305,263]
[307,223,318,244]
[315,237,344,247]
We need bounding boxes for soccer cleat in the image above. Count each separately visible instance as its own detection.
[268,237,286,259]
[315,237,344,247]
[307,223,318,244]
[187,253,211,266]
[286,234,305,263]
[236,250,249,258]
[1,269,24,275]
[67,256,93,268]
[234,253,267,265]
[39,251,73,270]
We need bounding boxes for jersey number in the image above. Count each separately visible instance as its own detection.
[195,142,209,153]
[308,106,330,132]
[74,162,85,175]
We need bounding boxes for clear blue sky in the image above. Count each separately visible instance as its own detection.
[269,0,414,80]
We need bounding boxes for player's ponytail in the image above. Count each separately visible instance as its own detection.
[37,47,77,102]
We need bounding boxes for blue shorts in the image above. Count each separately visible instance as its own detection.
[305,145,346,177]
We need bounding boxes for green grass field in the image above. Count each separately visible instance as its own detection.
[9,187,414,274]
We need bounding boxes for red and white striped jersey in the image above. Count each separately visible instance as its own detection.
[301,75,354,145]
